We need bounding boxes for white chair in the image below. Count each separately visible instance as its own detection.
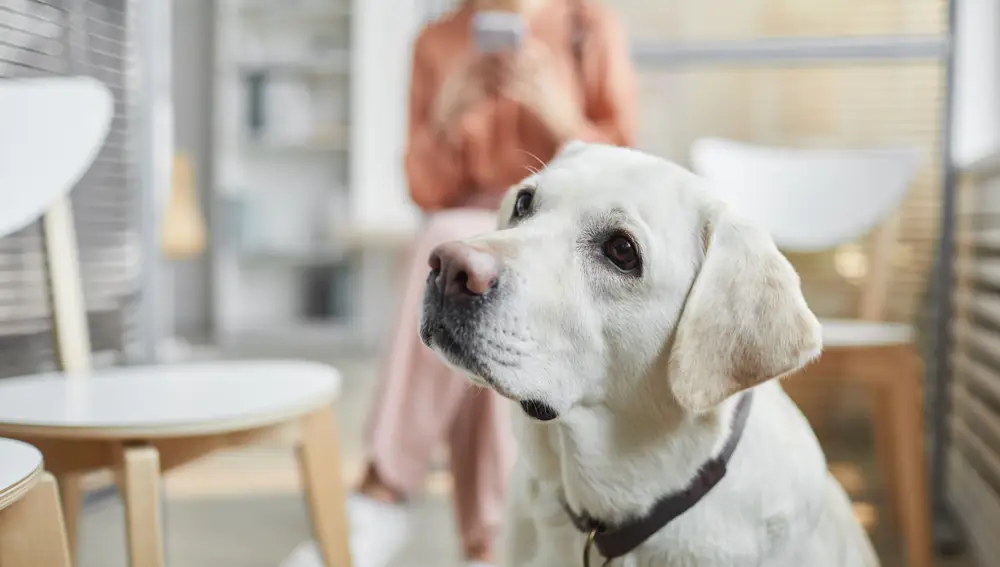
[692,137,931,567]
[0,438,72,567]
[0,77,352,567]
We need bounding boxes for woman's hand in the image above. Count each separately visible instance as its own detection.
[504,41,584,145]
[431,54,503,146]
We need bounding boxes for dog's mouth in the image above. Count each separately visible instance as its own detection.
[421,322,493,381]
[519,399,559,421]
[420,281,560,422]
[421,322,560,422]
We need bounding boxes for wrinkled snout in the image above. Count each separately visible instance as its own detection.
[428,241,501,298]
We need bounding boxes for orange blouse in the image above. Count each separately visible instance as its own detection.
[404,1,637,212]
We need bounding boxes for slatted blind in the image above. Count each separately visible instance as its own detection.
[0,0,141,376]
[609,0,944,42]
[951,155,1000,566]
[618,0,948,324]
[636,61,943,323]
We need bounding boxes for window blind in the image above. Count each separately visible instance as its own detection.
[636,61,943,324]
[607,0,944,42]
[951,156,1000,566]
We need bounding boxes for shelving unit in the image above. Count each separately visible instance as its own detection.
[211,0,358,347]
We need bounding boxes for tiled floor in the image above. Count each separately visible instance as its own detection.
[74,348,975,567]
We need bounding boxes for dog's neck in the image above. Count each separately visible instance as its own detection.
[515,387,745,526]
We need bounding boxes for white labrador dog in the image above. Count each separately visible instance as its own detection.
[419,142,879,567]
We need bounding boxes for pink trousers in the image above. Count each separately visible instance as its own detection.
[364,209,513,552]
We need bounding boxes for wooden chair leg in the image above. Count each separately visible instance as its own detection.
[297,405,353,567]
[868,385,901,530]
[117,445,166,567]
[56,472,84,561]
[0,472,73,567]
[886,377,933,567]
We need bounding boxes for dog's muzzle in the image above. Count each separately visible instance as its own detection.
[419,241,502,376]
[418,242,561,423]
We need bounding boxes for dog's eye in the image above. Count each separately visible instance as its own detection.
[512,189,534,219]
[603,233,640,272]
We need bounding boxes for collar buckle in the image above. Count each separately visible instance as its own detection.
[583,527,612,567]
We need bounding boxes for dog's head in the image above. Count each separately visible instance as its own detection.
[419,142,821,421]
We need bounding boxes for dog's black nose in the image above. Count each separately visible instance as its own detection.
[428,241,500,297]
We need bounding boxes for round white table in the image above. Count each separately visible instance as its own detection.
[0,360,349,567]
[0,438,43,511]
[0,438,71,567]
[0,360,340,438]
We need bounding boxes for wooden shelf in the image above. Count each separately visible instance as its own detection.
[238,5,350,26]
[235,53,350,76]
[338,224,417,250]
[238,247,346,266]
[241,138,348,153]
[213,0,362,347]
[227,320,363,350]
[242,125,350,154]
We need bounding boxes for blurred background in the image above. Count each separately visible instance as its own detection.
[1,0,998,566]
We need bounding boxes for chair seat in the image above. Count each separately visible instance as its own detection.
[820,318,914,348]
[0,438,43,511]
[0,360,341,439]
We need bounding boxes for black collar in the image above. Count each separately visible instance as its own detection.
[561,391,754,562]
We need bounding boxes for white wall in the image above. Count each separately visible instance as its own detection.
[349,0,429,346]
[169,0,215,339]
[134,0,176,360]
[952,0,1000,166]
[349,0,422,231]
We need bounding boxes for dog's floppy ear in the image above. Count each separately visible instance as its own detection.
[668,202,822,412]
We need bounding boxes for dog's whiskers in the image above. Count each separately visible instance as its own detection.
[517,149,547,175]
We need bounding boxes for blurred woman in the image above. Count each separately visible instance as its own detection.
[284,1,634,566]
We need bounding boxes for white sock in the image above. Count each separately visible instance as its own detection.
[279,493,410,567]
[348,493,411,567]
